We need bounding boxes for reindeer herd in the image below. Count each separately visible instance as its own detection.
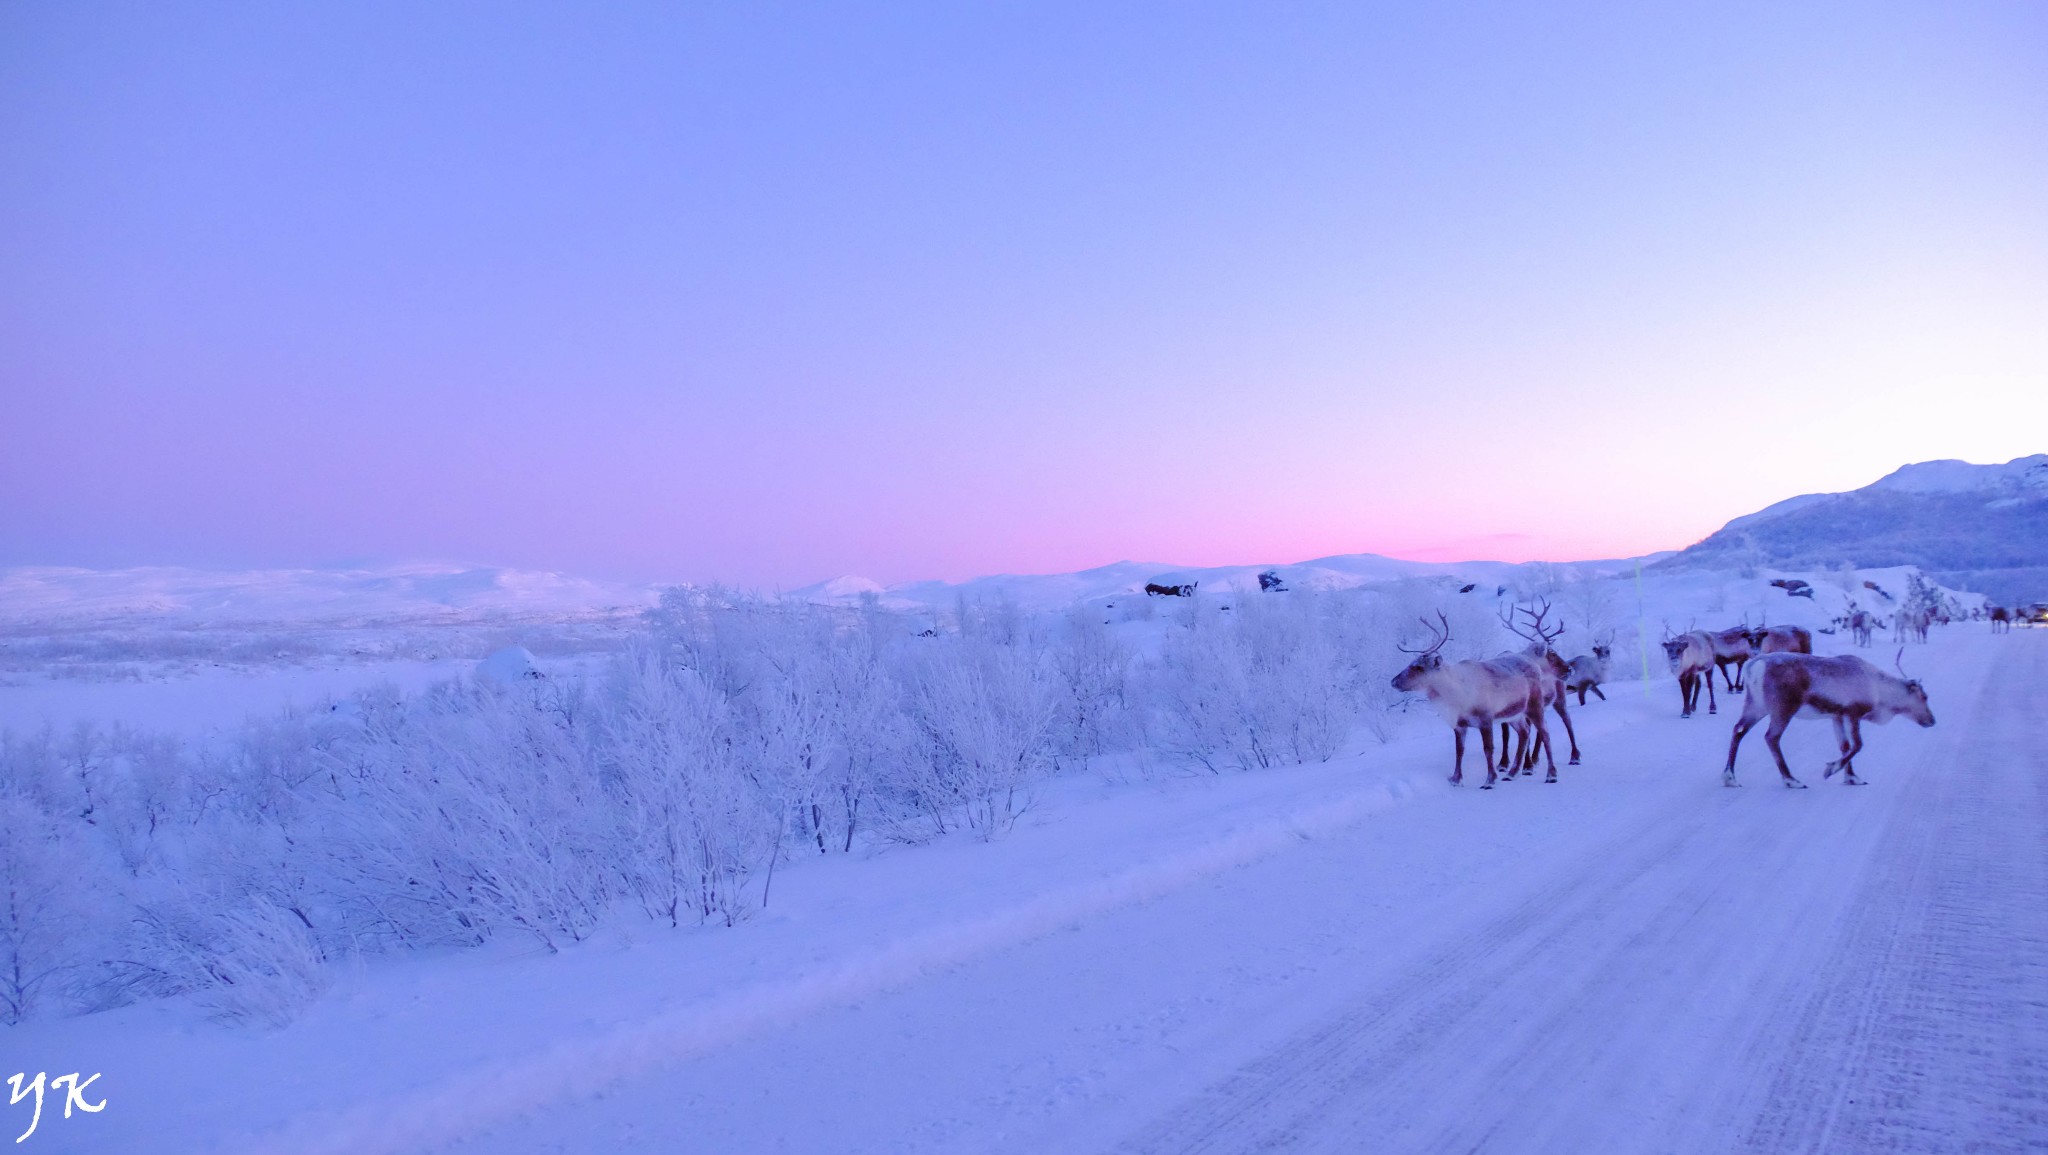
[1390,595,1954,792]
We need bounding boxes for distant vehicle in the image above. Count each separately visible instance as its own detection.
[2024,603,2048,625]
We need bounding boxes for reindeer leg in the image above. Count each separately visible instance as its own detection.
[1763,713,1804,788]
[1824,715,1850,779]
[1704,668,1717,715]
[1497,722,1515,773]
[1478,722,1497,789]
[1591,685,1606,701]
[1840,715,1866,785]
[1451,722,1466,786]
[1679,672,1693,718]
[1534,706,1559,782]
[1552,694,1581,765]
[1724,711,1758,786]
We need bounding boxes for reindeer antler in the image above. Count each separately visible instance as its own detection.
[1521,598,1564,646]
[1398,611,1451,656]
[1504,598,1564,648]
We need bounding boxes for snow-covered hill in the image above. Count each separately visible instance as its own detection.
[1661,454,2048,605]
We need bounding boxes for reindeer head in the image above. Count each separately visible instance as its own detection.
[1660,636,1691,671]
[1591,643,1611,661]
[1392,612,1450,691]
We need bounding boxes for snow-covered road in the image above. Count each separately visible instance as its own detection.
[423,631,2042,1155]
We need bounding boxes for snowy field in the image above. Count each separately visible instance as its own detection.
[4,567,2041,1154]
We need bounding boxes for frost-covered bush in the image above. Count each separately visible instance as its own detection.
[0,580,1486,1028]
[0,793,104,1025]
[895,634,1060,838]
[1142,592,1367,772]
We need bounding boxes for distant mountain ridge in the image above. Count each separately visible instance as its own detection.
[0,564,659,625]
[790,550,1673,613]
[1659,454,2048,604]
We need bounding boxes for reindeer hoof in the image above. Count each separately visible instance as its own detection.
[1545,774,1558,783]
[1568,756,1581,766]
[1784,779,1807,789]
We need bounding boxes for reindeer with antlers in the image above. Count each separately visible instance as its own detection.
[1723,648,1935,788]
[1660,628,1718,718]
[1496,599,1583,772]
[1390,612,1557,788]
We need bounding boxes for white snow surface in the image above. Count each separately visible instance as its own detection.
[14,624,2043,1155]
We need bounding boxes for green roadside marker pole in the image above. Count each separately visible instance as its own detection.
[1636,559,1651,685]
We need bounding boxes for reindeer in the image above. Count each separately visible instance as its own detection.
[1706,625,1756,691]
[1496,600,1582,770]
[1990,605,2012,634]
[1660,630,1718,717]
[1722,649,1935,788]
[1748,624,1813,655]
[1390,613,1556,788]
[1563,643,1612,705]
[1891,606,1931,644]
[1847,607,1875,647]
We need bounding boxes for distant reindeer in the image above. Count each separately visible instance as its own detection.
[1144,581,1197,597]
[1722,650,1935,788]
[1748,624,1813,655]
[1989,605,2012,634]
[1892,606,1930,644]
[1706,625,1756,691]
[1660,630,1719,718]
[1847,607,1875,648]
[1390,613,1556,789]
[1563,643,1612,706]
[1497,600,1582,770]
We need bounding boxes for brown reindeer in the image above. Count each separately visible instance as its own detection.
[1847,607,1875,647]
[1496,600,1582,770]
[1390,613,1556,789]
[1748,624,1813,655]
[1660,630,1718,717]
[1722,650,1935,788]
[1989,605,2012,634]
[1706,625,1756,691]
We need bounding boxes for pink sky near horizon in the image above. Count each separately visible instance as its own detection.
[4,4,2045,587]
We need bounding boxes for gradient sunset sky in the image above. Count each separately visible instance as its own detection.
[4,3,2044,585]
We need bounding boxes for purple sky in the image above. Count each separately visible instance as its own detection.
[4,3,2045,585]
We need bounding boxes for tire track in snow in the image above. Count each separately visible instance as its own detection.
[1112,640,2006,1154]
[1737,637,2048,1154]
